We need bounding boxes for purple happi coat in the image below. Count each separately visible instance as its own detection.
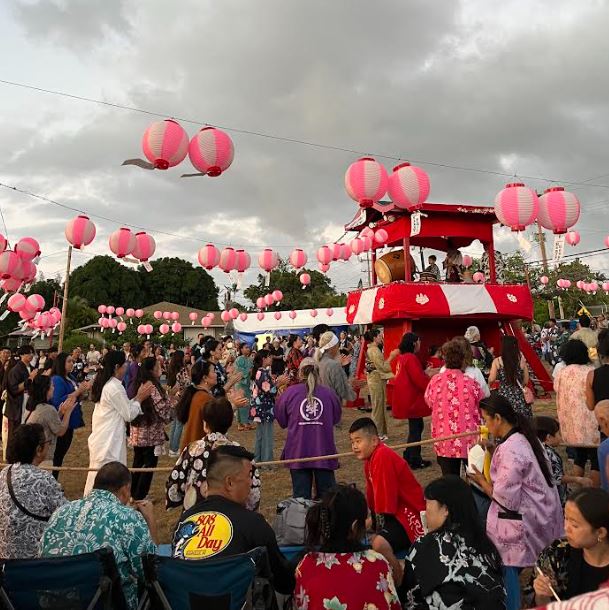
[487,431,563,568]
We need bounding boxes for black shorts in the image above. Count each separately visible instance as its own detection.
[573,447,599,471]
[376,514,411,553]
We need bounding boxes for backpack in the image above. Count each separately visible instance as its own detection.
[272,498,317,546]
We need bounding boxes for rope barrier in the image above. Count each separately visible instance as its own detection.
[0,429,484,473]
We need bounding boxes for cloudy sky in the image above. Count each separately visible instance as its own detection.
[1,0,609,300]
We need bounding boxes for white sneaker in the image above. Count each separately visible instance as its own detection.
[168,450,179,458]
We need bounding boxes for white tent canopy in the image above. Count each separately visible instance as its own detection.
[233,308,347,334]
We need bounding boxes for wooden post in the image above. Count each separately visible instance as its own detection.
[403,237,411,281]
[370,250,377,286]
[536,221,555,319]
[57,246,72,352]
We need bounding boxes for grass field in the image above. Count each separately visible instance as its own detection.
[56,399,559,545]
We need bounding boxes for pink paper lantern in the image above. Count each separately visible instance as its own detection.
[198,244,221,270]
[0,251,22,280]
[272,290,283,302]
[1,278,20,293]
[108,318,118,329]
[202,317,212,328]
[20,310,34,321]
[299,273,311,287]
[258,249,279,274]
[350,238,364,255]
[171,311,179,321]
[289,310,297,320]
[339,243,351,261]
[15,237,40,261]
[117,321,127,333]
[98,304,107,314]
[65,215,96,249]
[331,243,341,262]
[387,162,430,211]
[317,245,332,265]
[220,310,231,323]
[189,312,198,324]
[106,305,115,315]
[109,227,136,258]
[374,229,389,245]
[494,183,539,232]
[538,187,580,235]
[576,280,584,289]
[7,293,26,312]
[565,230,580,246]
[235,249,251,273]
[132,232,156,262]
[144,324,153,335]
[540,275,549,285]
[289,249,307,269]
[239,312,248,322]
[187,127,234,177]
[126,308,135,318]
[462,255,473,268]
[326,308,334,317]
[135,309,144,318]
[26,294,45,312]
[605,236,609,249]
[319,263,330,273]
[0,234,7,254]
[115,307,125,316]
[274,311,282,320]
[310,308,318,318]
[345,157,388,208]
[219,247,237,273]
[162,311,171,320]
[360,227,374,238]
[141,119,189,170]
[472,271,485,284]
[100,318,110,329]
[229,308,239,320]
[256,297,265,310]
[171,322,182,333]
[603,282,609,294]
[360,235,373,251]
[264,294,275,306]
[257,312,265,321]
[590,281,598,293]
[153,310,162,319]
[137,324,145,334]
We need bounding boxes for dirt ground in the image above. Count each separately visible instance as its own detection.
[57,400,558,545]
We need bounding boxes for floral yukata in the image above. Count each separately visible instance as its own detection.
[165,432,261,511]
[403,529,506,609]
[250,367,277,423]
[294,550,401,610]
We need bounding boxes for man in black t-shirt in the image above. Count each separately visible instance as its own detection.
[269,339,285,376]
[171,445,295,595]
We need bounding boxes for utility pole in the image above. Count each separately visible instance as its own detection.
[57,246,72,352]
[535,221,556,319]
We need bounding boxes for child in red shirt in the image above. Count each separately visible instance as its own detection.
[426,345,444,370]
[349,417,425,586]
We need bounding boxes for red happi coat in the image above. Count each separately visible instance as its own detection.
[365,443,425,543]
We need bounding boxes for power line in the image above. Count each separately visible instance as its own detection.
[3,78,609,189]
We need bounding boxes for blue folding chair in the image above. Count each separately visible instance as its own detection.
[0,547,127,610]
[140,547,274,610]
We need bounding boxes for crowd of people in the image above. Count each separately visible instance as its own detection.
[0,313,607,608]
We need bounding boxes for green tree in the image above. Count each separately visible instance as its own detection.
[69,256,145,307]
[64,296,98,333]
[137,257,219,310]
[243,260,346,310]
[27,278,62,307]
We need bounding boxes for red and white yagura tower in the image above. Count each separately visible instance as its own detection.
[344,202,553,394]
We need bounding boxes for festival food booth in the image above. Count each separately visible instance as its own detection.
[344,202,553,399]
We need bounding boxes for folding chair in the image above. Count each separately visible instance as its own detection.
[0,547,127,610]
[140,546,274,610]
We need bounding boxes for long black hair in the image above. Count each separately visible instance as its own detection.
[480,392,554,487]
[305,484,368,552]
[91,351,126,402]
[201,339,220,361]
[166,350,185,387]
[399,332,419,354]
[568,488,609,533]
[25,374,52,412]
[424,476,502,567]
[51,352,71,378]
[131,357,165,427]
[176,359,214,424]
[251,349,270,380]
[500,336,522,385]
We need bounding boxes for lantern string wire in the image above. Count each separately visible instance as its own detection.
[2,78,609,190]
[0,202,9,242]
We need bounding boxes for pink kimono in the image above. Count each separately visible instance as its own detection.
[425,369,482,458]
[487,431,563,567]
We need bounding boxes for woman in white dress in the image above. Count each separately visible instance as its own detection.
[84,351,153,494]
